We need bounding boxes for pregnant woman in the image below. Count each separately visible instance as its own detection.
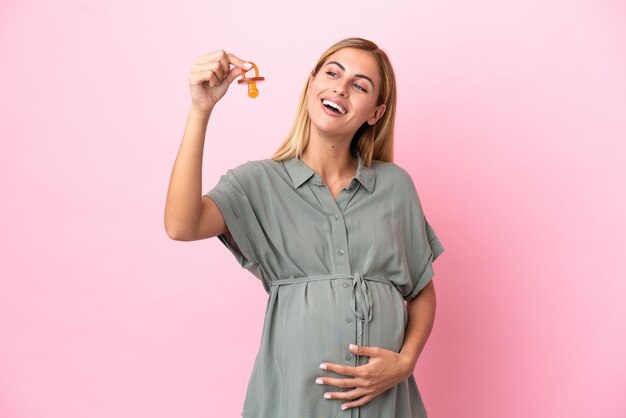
[164,37,445,418]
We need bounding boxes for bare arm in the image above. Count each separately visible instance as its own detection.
[163,50,252,241]
[399,280,437,368]
[164,107,227,241]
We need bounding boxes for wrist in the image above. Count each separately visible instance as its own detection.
[399,350,418,374]
[189,105,214,119]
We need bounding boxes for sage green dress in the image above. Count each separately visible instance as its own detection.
[204,150,445,418]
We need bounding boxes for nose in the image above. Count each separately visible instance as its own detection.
[332,80,349,97]
[333,87,347,97]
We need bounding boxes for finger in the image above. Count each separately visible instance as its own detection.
[200,70,224,86]
[226,52,253,70]
[195,50,227,65]
[206,70,224,87]
[194,51,229,78]
[192,69,222,87]
[316,376,360,389]
[188,70,218,87]
[214,51,230,77]
[191,62,225,83]
[195,50,252,73]
[341,393,375,410]
[225,66,243,84]
[197,61,229,79]
[324,387,367,401]
[320,363,359,377]
[349,344,378,357]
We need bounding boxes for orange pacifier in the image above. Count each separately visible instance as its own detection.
[238,62,265,98]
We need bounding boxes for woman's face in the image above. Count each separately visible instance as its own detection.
[306,47,387,141]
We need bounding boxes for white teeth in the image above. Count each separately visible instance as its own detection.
[322,99,346,115]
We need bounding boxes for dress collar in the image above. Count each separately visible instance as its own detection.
[283,150,375,193]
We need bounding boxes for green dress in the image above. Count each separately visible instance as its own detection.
[204,150,445,418]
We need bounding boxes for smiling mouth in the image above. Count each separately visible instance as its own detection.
[322,99,348,115]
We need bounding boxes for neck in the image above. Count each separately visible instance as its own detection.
[301,128,357,183]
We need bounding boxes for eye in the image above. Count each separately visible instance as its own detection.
[326,70,367,93]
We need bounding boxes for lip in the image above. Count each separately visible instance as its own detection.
[320,100,345,117]
[320,98,348,117]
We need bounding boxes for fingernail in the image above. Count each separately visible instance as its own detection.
[349,344,358,351]
[244,62,252,69]
[319,363,327,370]
[316,378,324,384]
[324,393,332,399]
[341,405,348,410]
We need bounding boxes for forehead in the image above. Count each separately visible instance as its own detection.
[322,48,380,83]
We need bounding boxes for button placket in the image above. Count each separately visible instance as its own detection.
[329,213,350,273]
[341,279,356,365]
[309,178,351,273]
[312,182,358,371]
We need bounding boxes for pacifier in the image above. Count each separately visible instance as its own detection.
[238,62,265,98]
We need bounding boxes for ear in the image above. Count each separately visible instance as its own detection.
[367,103,387,125]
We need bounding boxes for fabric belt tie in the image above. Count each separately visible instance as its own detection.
[350,271,373,349]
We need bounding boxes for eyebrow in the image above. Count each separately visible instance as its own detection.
[325,61,375,90]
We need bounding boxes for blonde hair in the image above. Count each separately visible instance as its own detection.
[270,37,397,166]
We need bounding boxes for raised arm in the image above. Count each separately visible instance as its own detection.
[164,50,252,241]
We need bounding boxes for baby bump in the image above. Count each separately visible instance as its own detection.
[265,279,408,371]
[243,279,408,415]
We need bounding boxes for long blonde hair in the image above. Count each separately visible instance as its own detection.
[270,37,397,166]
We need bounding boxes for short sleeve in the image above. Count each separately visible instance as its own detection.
[404,218,444,301]
[396,172,446,302]
[203,162,265,282]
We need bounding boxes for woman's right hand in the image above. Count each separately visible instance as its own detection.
[188,50,252,114]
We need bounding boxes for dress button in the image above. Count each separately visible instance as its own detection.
[345,354,352,361]
[342,281,350,288]
[345,316,353,323]
[338,249,344,255]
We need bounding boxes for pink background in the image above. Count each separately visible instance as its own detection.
[1,0,625,417]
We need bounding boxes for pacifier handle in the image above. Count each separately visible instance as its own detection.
[237,62,265,98]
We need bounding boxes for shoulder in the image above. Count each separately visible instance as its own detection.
[221,158,286,193]
[371,160,418,195]
[371,160,426,218]
[225,158,282,179]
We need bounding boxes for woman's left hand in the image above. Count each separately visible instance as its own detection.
[316,344,416,411]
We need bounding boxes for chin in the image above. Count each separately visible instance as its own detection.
[311,122,353,140]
